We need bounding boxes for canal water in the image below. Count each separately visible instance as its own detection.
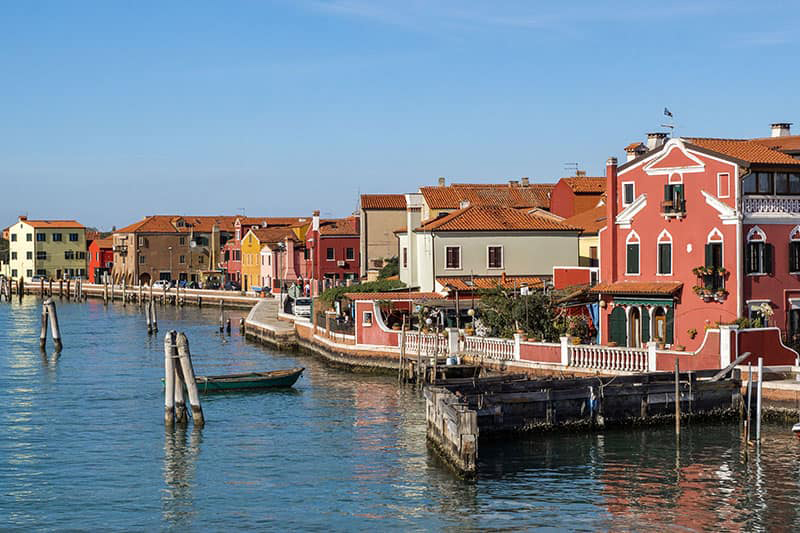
[1,297,800,531]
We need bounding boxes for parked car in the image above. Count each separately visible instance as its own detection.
[152,280,170,290]
[224,281,240,291]
[292,297,312,317]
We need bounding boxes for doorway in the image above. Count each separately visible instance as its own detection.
[628,307,641,347]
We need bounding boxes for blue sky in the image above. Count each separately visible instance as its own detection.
[1,0,798,230]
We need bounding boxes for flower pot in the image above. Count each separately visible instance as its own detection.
[392,324,401,330]
[657,342,666,350]
[571,337,581,345]
[673,345,686,351]
[607,341,618,347]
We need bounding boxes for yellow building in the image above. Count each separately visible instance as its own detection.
[240,226,299,292]
[562,206,605,267]
[7,216,87,281]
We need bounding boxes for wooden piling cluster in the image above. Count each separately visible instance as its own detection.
[164,330,204,427]
[424,369,743,477]
[38,298,63,351]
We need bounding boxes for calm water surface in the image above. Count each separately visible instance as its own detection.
[2,297,800,531]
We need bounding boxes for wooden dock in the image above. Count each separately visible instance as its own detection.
[425,369,742,477]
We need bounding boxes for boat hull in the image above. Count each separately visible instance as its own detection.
[193,368,304,393]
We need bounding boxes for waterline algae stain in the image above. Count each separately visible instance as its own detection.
[1,297,800,530]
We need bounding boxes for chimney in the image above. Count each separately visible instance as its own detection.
[19,215,27,221]
[438,176,446,186]
[509,180,519,187]
[771,122,792,137]
[646,132,668,150]
[459,200,470,209]
[521,177,529,187]
[625,142,647,162]
[312,210,320,232]
[576,170,587,177]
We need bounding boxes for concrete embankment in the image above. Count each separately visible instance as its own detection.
[18,281,260,309]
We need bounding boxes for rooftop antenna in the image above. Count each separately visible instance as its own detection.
[563,163,579,176]
[661,107,676,138]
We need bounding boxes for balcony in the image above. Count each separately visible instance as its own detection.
[660,199,686,218]
[691,265,728,302]
[743,196,800,217]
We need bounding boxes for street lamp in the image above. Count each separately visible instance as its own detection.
[168,246,173,281]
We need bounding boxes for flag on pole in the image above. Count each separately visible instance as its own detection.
[664,107,673,118]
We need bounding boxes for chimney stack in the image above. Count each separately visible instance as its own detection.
[605,157,618,284]
[312,210,320,232]
[521,177,529,187]
[576,170,586,177]
[19,215,27,221]
[625,142,647,162]
[771,122,792,137]
[509,180,519,187]
[438,176,446,186]
[646,132,668,150]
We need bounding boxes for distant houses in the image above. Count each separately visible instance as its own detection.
[5,216,87,281]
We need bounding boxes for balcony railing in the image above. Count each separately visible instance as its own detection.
[743,196,800,216]
[660,199,686,216]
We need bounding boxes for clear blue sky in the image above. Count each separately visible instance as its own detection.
[1,1,798,230]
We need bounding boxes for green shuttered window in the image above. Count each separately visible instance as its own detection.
[626,244,639,275]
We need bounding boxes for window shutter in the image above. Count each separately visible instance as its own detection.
[627,244,639,274]
[790,243,797,273]
[664,185,671,202]
[744,243,752,274]
[705,244,713,267]
[665,308,674,345]
[765,243,773,274]
[641,311,650,343]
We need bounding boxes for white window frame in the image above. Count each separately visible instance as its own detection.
[656,229,673,276]
[444,245,462,270]
[346,247,355,261]
[486,245,504,269]
[622,182,635,207]
[363,311,373,326]
[746,226,766,276]
[625,231,640,276]
[717,172,730,198]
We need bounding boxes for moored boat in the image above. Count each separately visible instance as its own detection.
[192,367,304,392]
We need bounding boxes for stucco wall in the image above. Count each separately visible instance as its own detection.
[360,208,405,276]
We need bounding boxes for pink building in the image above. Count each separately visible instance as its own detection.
[595,125,800,351]
[260,235,310,292]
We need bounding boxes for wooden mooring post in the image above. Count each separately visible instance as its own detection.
[756,357,763,443]
[39,298,63,351]
[18,278,24,303]
[48,279,53,297]
[103,279,108,305]
[219,300,224,333]
[122,280,127,307]
[176,332,204,427]
[164,331,176,425]
[675,359,681,438]
[59,279,63,299]
[173,354,188,424]
[150,300,158,333]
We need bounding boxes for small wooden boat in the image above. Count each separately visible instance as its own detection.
[792,422,800,438]
[193,367,304,392]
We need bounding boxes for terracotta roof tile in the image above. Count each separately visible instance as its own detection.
[561,206,607,234]
[417,205,579,232]
[589,281,683,296]
[437,276,544,291]
[250,227,297,244]
[361,194,407,210]
[319,218,359,236]
[751,135,800,153]
[344,291,445,301]
[91,237,114,249]
[420,183,554,210]
[625,142,646,152]
[23,220,84,229]
[561,177,606,194]
[686,138,800,166]
[115,215,241,234]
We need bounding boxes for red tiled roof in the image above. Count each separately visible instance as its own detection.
[319,218,359,236]
[344,291,445,301]
[686,138,800,166]
[90,237,114,249]
[589,281,683,296]
[562,206,606,234]
[23,220,84,229]
[249,227,297,244]
[361,194,407,210]
[420,183,554,210]
[625,142,646,152]
[437,275,544,291]
[561,177,605,194]
[417,205,579,232]
[116,215,241,234]
[238,216,311,228]
[751,135,800,153]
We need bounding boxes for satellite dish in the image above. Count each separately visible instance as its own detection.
[190,241,197,248]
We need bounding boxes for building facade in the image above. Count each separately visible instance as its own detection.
[88,237,113,283]
[359,194,407,279]
[304,211,360,293]
[7,216,87,281]
[549,174,605,219]
[595,127,800,350]
[398,205,580,292]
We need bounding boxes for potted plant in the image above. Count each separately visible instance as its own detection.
[673,344,686,351]
[608,341,618,347]
[687,328,697,340]
[715,289,727,302]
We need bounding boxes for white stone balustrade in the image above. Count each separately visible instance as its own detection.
[569,344,649,372]
[743,196,800,216]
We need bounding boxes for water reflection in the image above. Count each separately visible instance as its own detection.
[162,425,203,528]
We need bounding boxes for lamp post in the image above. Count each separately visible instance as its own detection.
[168,246,173,281]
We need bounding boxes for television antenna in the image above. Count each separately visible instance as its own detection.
[563,163,579,175]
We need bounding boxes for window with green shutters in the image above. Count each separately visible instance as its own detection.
[662,184,685,214]
[626,243,639,274]
[745,242,772,275]
[658,243,671,274]
[665,308,675,345]
[609,307,627,346]
[790,241,800,273]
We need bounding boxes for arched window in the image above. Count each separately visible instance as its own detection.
[746,226,772,275]
[789,226,800,274]
[625,231,640,275]
[657,230,672,275]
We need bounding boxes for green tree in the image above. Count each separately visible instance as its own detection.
[319,278,406,307]
[478,287,564,341]
[378,256,399,279]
